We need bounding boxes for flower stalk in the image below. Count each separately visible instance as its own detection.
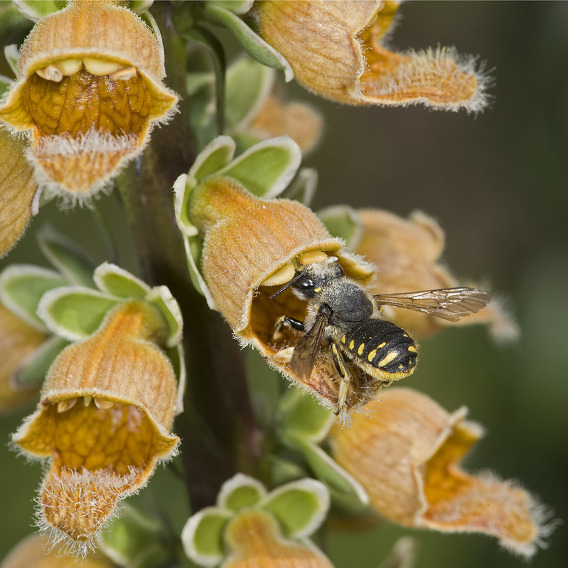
[115,2,260,511]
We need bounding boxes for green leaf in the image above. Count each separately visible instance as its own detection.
[37,287,120,341]
[168,343,186,415]
[93,262,150,299]
[129,0,154,13]
[278,388,334,443]
[203,4,293,81]
[14,336,69,390]
[0,75,11,98]
[185,25,226,137]
[13,0,67,22]
[146,286,183,348]
[178,234,217,310]
[283,435,369,506]
[37,225,96,287]
[259,479,329,539]
[190,136,236,181]
[282,168,318,207]
[0,265,67,331]
[217,474,266,511]
[318,205,365,250]
[225,57,275,131]
[174,174,199,237]
[217,136,301,198]
[4,45,19,77]
[181,507,233,567]
[97,504,170,568]
[206,0,254,15]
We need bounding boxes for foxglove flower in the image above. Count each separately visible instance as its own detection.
[252,0,488,112]
[0,0,177,196]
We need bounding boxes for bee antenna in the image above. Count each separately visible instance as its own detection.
[269,271,303,299]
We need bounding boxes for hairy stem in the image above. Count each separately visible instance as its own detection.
[116,2,260,511]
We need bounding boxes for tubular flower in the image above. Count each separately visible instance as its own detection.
[2,533,112,568]
[0,302,47,413]
[252,0,488,112]
[328,388,550,558]
[0,0,178,196]
[12,301,179,549]
[0,129,39,258]
[239,94,324,156]
[353,209,518,340]
[189,177,382,415]
[223,509,333,568]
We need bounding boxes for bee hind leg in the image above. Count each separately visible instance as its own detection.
[331,342,351,416]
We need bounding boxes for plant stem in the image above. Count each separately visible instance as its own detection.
[116,2,260,512]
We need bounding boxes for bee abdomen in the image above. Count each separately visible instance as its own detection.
[340,319,417,375]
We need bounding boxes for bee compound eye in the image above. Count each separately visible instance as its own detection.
[293,275,314,291]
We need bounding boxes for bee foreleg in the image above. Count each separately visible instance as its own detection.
[331,342,351,416]
[275,315,305,332]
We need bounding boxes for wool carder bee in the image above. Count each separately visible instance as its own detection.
[270,257,491,416]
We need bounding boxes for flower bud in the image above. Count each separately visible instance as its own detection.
[0,0,177,195]
[12,300,179,550]
[242,95,323,155]
[328,388,550,558]
[223,509,333,568]
[189,178,380,414]
[253,0,487,112]
[354,208,518,341]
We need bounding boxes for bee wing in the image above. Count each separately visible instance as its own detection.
[290,309,329,380]
[374,287,491,322]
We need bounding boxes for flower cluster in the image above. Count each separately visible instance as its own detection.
[0,1,555,567]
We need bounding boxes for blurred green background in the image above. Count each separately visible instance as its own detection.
[1,2,567,567]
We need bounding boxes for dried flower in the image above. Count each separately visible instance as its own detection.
[328,387,551,558]
[353,208,518,340]
[253,0,488,112]
[12,300,179,550]
[0,0,177,196]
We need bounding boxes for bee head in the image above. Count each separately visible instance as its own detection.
[270,257,344,300]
